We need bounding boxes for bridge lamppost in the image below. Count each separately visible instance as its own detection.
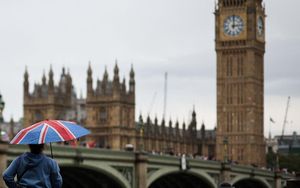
[138,114,144,152]
[223,136,228,163]
[0,94,5,141]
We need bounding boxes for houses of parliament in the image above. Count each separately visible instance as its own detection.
[23,0,266,166]
[23,63,216,158]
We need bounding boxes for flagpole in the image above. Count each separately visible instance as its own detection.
[269,117,271,139]
[269,117,276,139]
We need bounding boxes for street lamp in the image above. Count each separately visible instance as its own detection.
[0,94,5,140]
[223,136,228,163]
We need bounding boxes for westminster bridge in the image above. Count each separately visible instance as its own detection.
[0,144,292,188]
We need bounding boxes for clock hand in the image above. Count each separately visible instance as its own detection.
[232,16,236,29]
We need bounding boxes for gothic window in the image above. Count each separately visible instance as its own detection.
[127,108,130,127]
[34,111,43,123]
[238,112,244,132]
[99,107,108,124]
[226,57,229,76]
[229,85,233,104]
[237,56,243,76]
[229,84,233,104]
[238,147,244,161]
[98,137,106,148]
[124,108,129,127]
[237,84,240,104]
[241,148,244,160]
[227,113,231,132]
[227,85,229,104]
[237,84,244,104]
[227,84,232,104]
[241,112,245,132]
[226,56,233,77]
[230,113,233,132]
[237,113,240,132]
[240,56,244,75]
[241,84,244,104]
[57,111,66,120]
[230,57,233,76]
[233,84,236,104]
[198,144,203,155]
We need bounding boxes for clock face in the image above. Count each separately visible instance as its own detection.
[223,15,244,36]
[257,16,264,36]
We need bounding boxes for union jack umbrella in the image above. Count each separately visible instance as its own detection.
[10,120,90,145]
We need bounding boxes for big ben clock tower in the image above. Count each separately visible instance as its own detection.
[215,0,266,166]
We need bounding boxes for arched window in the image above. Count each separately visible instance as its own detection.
[99,107,108,124]
[34,110,44,122]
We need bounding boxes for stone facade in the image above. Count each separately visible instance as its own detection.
[23,67,78,127]
[140,112,215,157]
[85,62,136,150]
[23,62,216,156]
[215,0,266,166]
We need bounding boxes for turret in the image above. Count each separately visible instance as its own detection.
[201,122,205,141]
[154,116,158,137]
[42,71,46,85]
[189,108,197,138]
[9,117,14,140]
[175,120,180,137]
[113,61,120,95]
[66,68,72,94]
[59,67,68,94]
[192,108,196,123]
[129,64,135,94]
[161,119,166,136]
[122,77,126,93]
[146,116,151,136]
[101,67,108,94]
[0,93,5,124]
[138,114,144,133]
[168,119,173,138]
[182,121,186,138]
[48,65,54,94]
[62,67,65,76]
[87,62,93,98]
[24,67,29,97]
[113,60,120,83]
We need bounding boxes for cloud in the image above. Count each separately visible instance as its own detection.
[265,39,300,97]
[0,0,299,136]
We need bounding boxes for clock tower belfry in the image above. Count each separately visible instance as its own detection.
[215,0,266,166]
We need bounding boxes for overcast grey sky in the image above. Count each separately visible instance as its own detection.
[0,0,299,137]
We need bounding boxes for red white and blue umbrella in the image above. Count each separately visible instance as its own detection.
[10,120,90,145]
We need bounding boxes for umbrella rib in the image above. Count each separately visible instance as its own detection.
[56,121,76,139]
[47,121,75,141]
[47,125,64,141]
[11,123,44,144]
[39,125,49,144]
[11,120,90,144]
[61,120,76,124]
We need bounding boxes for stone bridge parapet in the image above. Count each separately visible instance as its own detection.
[0,143,293,188]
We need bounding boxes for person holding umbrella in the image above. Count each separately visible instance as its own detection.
[2,120,90,188]
[3,144,62,188]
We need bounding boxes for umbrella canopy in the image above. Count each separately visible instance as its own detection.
[10,120,90,144]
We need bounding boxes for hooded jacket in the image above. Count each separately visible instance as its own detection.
[2,152,62,188]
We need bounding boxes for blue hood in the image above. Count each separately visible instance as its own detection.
[3,152,62,188]
[21,152,45,168]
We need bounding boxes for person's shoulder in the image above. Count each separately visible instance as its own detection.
[15,153,27,161]
[10,153,27,165]
[42,155,58,165]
